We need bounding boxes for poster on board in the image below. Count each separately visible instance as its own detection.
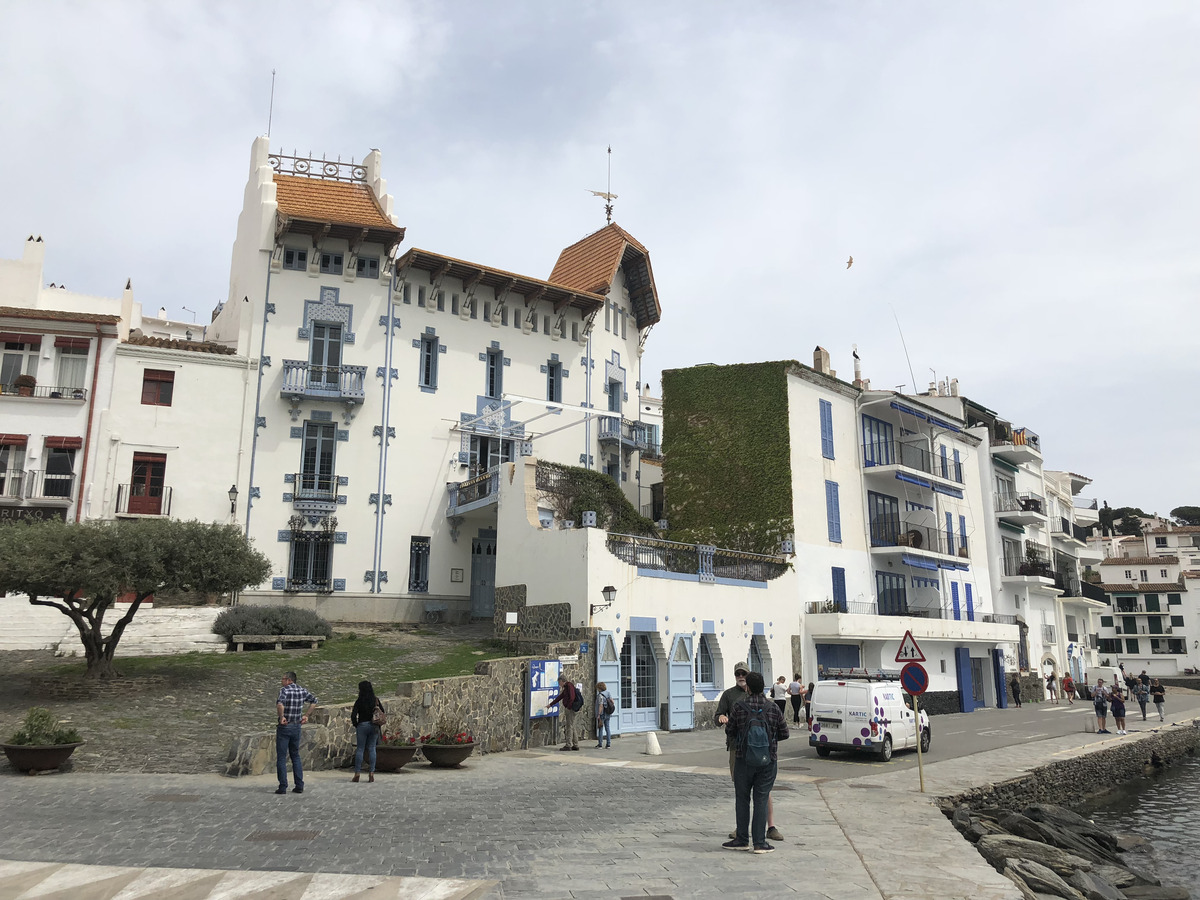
[529,659,562,719]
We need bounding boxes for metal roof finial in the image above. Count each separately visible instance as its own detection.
[588,145,617,224]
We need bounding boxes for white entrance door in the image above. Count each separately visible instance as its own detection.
[619,633,658,732]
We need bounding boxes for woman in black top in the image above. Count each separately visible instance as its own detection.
[350,680,384,782]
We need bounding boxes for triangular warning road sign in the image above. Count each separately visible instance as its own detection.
[895,630,926,663]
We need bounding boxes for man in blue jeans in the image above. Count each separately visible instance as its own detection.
[276,671,317,794]
[723,670,789,853]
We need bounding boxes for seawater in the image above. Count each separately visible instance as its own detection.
[1076,752,1200,893]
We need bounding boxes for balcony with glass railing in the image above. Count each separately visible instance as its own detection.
[994,491,1047,524]
[280,361,367,403]
[863,440,964,487]
[991,426,1042,464]
[597,416,650,452]
[1002,554,1054,580]
[869,516,968,560]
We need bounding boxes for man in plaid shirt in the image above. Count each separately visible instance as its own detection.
[275,671,317,794]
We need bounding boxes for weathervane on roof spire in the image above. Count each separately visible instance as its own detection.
[588,145,617,224]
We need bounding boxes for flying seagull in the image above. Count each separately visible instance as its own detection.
[846,256,853,269]
[589,190,618,200]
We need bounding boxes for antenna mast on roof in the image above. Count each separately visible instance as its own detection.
[588,145,617,224]
[267,69,276,137]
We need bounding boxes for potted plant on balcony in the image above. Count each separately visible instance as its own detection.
[375,730,419,772]
[419,713,475,768]
[2,707,84,773]
[13,374,36,397]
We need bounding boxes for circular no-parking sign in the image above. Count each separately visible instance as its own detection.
[901,662,929,696]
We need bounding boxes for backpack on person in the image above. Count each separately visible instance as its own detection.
[603,694,616,716]
[738,700,772,768]
[568,682,584,712]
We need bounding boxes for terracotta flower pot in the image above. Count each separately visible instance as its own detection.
[374,744,417,772]
[1,742,84,773]
[420,741,474,768]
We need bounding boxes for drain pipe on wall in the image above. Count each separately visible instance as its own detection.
[75,322,105,522]
[244,256,275,537]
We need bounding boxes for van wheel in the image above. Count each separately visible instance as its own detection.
[920,728,931,753]
[877,735,893,762]
[815,746,831,757]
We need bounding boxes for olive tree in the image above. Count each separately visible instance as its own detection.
[0,518,272,679]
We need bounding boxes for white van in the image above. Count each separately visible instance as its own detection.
[808,677,930,761]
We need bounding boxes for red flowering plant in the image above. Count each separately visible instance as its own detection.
[421,712,475,745]
[379,729,419,745]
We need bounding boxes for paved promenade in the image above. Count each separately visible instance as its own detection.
[2,701,1198,900]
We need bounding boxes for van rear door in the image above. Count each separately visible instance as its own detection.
[811,683,849,744]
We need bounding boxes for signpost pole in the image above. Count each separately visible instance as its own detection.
[913,694,925,793]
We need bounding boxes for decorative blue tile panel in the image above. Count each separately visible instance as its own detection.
[260,356,271,368]
[311,410,332,422]
[503,357,510,366]
[333,579,346,591]
[337,495,347,504]
[337,475,349,485]
[478,352,486,361]
[383,494,392,506]
[364,571,375,583]
[490,340,500,349]
[336,430,348,441]
[378,571,388,584]
[411,339,421,350]
[249,487,260,499]
[256,416,267,431]
[277,531,292,542]
[540,364,547,374]
[301,287,355,344]
[369,493,379,506]
[272,577,286,590]
[334,532,347,544]
[290,427,302,439]
[284,473,296,484]
[550,353,560,361]
[458,451,470,464]
[439,344,446,354]
[282,492,293,502]
[426,326,435,335]
[265,302,276,317]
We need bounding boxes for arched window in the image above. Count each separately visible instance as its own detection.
[695,634,715,688]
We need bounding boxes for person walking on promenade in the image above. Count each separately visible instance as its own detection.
[276,671,317,794]
[548,674,580,750]
[771,676,789,716]
[787,674,805,725]
[1092,678,1111,734]
[1139,669,1151,688]
[1062,673,1076,704]
[723,671,789,854]
[349,679,383,782]
[1046,672,1058,703]
[1133,679,1150,721]
[1151,679,1166,721]
[805,681,815,723]
[1010,674,1022,708]
[595,681,614,749]
[716,662,784,844]
[1110,686,1128,735]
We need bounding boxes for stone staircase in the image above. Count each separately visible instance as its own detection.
[0,600,225,655]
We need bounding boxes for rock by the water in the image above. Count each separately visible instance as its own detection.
[977,835,1096,877]
[1024,804,1119,851]
[1005,858,1088,899]
[1068,870,1126,900]
[1115,834,1151,852]
[1121,886,1191,900]
[1092,865,1138,889]
[967,819,1010,842]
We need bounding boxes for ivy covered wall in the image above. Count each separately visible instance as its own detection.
[662,361,794,554]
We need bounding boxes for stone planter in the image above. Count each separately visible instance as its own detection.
[375,744,417,772]
[420,741,474,768]
[1,742,85,773]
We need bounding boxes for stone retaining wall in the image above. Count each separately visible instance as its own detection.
[225,645,597,777]
[941,719,1200,811]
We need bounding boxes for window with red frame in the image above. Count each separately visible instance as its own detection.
[141,369,174,406]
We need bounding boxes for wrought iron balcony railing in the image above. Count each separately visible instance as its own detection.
[606,533,789,583]
[597,416,650,451]
[805,600,878,615]
[24,470,75,501]
[1003,555,1053,578]
[995,491,1045,515]
[447,466,500,514]
[0,471,25,500]
[0,383,88,400]
[280,360,366,403]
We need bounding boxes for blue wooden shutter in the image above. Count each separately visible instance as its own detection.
[952,449,962,482]
[951,582,961,620]
[825,481,842,543]
[945,511,954,554]
[820,399,835,459]
[965,583,974,621]
[959,515,967,557]
[939,445,949,478]
[831,567,847,611]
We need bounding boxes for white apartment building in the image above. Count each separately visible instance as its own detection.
[204,137,662,621]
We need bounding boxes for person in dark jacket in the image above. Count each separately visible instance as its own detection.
[548,674,580,750]
[722,671,789,854]
[350,679,384,782]
[1009,674,1022,708]
[715,662,784,843]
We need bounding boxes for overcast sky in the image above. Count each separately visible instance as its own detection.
[2,2,1197,515]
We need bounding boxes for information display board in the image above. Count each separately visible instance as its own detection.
[529,659,562,719]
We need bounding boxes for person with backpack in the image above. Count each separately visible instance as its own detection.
[548,673,582,751]
[594,681,615,749]
[715,662,785,843]
[723,670,789,854]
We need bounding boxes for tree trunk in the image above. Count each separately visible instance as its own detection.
[84,652,121,680]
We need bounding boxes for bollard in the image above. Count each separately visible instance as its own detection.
[644,732,662,755]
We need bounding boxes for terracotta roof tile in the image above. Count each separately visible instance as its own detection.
[1146,525,1200,534]
[549,223,661,327]
[124,334,236,355]
[0,307,120,325]
[1100,556,1178,567]
[1100,583,1185,594]
[273,174,396,230]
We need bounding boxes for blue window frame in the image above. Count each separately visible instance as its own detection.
[825,481,842,543]
[820,399,835,459]
[939,445,949,479]
[862,415,894,467]
[355,256,379,279]
[831,567,847,612]
[283,247,307,270]
[952,449,962,482]
[419,334,439,390]
[959,515,967,557]
[319,252,343,275]
[965,583,974,621]
[486,348,503,399]
[876,571,907,615]
[547,360,563,403]
[945,511,954,555]
[695,634,715,688]
[608,379,622,413]
[951,582,961,620]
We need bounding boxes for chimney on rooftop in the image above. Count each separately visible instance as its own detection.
[813,346,831,376]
